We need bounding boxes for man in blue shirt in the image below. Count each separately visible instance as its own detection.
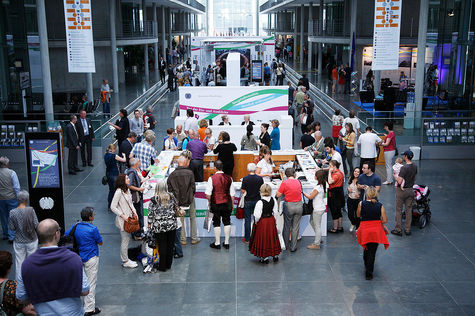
[17,219,90,316]
[357,162,382,198]
[263,62,271,85]
[65,207,102,316]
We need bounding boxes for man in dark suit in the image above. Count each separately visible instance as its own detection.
[76,109,95,167]
[167,64,175,91]
[65,115,83,175]
[159,57,166,84]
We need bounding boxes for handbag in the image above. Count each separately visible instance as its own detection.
[124,214,140,233]
[300,181,313,216]
[102,175,108,185]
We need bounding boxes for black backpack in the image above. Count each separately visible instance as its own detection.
[58,223,80,254]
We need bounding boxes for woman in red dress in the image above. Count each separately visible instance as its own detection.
[249,183,282,264]
[356,186,390,280]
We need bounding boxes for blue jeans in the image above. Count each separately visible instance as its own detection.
[107,174,117,210]
[0,199,18,240]
[243,200,258,242]
[174,227,183,256]
[103,102,110,115]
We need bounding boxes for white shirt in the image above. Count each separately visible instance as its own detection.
[312,184,327,211]
[330,151,345,176]
[101,83,110,92]
[342,117,360,135]
[184,117,198,133]
[253,196,279,222]
[205,171,236,197]
[164,138,177,150]
[357,132,381,158]
[256,159,273,182]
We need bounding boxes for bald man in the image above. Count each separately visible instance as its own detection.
[16,219,90,316]
[167,155,199,248]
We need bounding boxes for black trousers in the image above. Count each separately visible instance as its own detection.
[80,135,93,165]
[68,147,78,172]
[363,243,379,275]
[347,197,361,227]
[133,200,143,230]
[190,159,204,182]
[160,71,165,83]
[360,157,376,172]
[156,230,176,271]
[168,79,174,91]
[211,202,232,227]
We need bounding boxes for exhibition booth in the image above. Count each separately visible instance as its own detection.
[140,150,327,238]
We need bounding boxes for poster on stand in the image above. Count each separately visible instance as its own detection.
[63,0,95,73]
[372,0,402,70]
[179,86,288,124]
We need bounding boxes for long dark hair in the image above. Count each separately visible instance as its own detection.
[246,124,253,140]
[349,167,361,184]
[114,174,128,192]
[315,170,327,193]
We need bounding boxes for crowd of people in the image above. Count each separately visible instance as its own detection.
[0,71,423,315]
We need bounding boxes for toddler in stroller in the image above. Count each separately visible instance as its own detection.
[408,184,431,228]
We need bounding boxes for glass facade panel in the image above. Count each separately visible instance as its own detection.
[209,0,257,35]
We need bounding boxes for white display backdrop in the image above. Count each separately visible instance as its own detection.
[179,86,288,125]
[63,0,96,73]
[372,0,402,70]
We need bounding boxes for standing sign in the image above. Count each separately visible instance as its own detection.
[25,133,65,231]
[372,0,402,70]
[63,0,95,73]
[251,60,263,82]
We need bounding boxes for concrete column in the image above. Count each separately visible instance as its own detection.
[293,8,297,62]
[161,6,166,61]
[318,0,323,78]
[153,3,159,72]
[308,3,314,70]
[374,70,381,96]
[300,4,304,63]
[110,0,119,93]
[86,73,93,102]
[415,0,429,128]
[256,0,260,36]
[141,0,146,35]
[144,44,149,87]
[36,0,54,122]
[349,0,357,68]
[169,9,173,54]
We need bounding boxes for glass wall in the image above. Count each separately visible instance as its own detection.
[427,0,474,111]
[209,0,257,35]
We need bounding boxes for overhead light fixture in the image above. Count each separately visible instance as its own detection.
[447,9,454,17]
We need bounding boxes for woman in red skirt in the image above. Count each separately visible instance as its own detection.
[249,183,282,264]
[356,186,390,280]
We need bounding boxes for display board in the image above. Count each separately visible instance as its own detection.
[372,0,402,70]
[423,118,475,145]
[251,60,263,82]
[179,86,288,124]
[25,133,65,231]
[63,0,96,73]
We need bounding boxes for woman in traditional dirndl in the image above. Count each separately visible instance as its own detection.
[249,183,282,264]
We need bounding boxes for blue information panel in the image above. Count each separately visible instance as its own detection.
[28,139,60,189]
[251,60,263,82]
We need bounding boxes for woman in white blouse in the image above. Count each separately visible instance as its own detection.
[255,147,274,182]
[110,174,139,268]
[303,170,328,250]
[203,128,216,151]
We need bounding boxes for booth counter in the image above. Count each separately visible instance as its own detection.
[141,150,327,238]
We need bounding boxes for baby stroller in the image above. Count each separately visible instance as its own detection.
[411,184,431,228]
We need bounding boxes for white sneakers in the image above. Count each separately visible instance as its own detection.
[382,181,393,185]
[123,260,138,268]
[349,225,355,232]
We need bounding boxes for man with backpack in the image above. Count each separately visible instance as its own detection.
[65,207,102,316]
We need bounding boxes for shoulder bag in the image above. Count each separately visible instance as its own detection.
[122,192,140,233]
[300,181,314,216]
[58,222,80,254]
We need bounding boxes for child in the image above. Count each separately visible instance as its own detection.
[392,157,405,190]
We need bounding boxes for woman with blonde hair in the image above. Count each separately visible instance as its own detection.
[203,128,216,151]
[197,119,208,141]
[356,186,389,280]
[148,180,180,272]
[270,120,281,150]
[249,183,281,264]
[104,143,126,210]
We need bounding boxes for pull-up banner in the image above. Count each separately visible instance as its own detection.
[372,0,402,70]
[63,0,96,73]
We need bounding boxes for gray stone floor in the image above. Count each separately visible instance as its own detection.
[1,84,475,316]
